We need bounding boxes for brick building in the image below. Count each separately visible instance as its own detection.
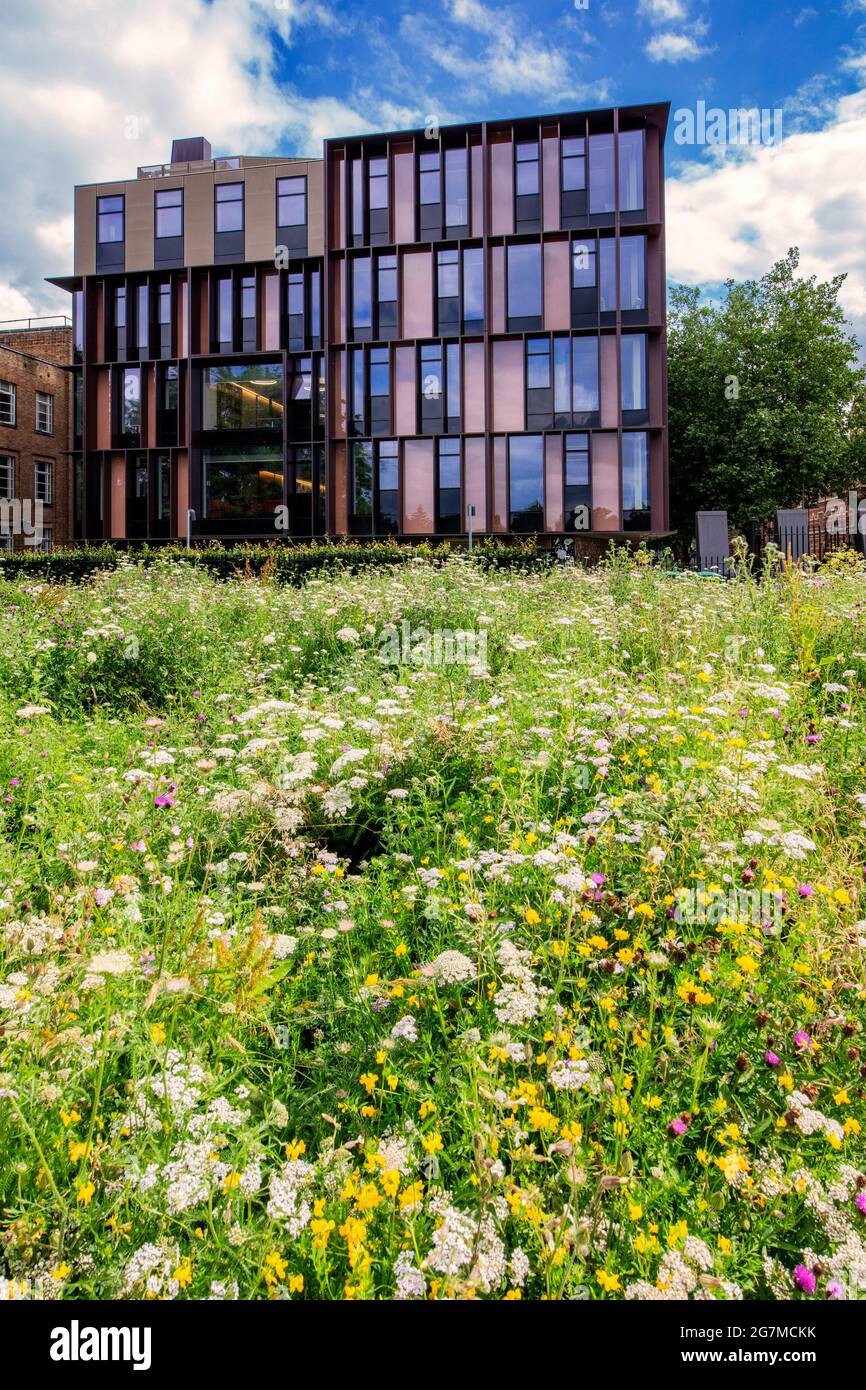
[50,105,669,544]
[0,321,73,549]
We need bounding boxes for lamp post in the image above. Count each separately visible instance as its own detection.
[186,508,196,550]
[466,503,475,554]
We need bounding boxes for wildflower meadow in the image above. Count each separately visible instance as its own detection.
[1,548,866,1303]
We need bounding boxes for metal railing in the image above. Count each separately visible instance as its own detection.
[0,315,72,330]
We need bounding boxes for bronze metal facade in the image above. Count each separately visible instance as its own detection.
[51,104,669,544]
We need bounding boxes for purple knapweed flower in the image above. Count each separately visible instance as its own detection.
[793,1265,817,1295]
[794,1030,813,1052]
[764,1051,780,1066]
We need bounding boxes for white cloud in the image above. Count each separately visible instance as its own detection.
[0,0,427,319]
[646,31,711,62]
[399,1,610,103]
[666,87,866,353]
[638,0,688,20]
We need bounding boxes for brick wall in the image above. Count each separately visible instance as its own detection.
[0,332,73,549]
[0,326,72,366]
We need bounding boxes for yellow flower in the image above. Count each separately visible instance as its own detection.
[735,954,759,976]
[173,1259,193,1289]
[525,908,541,926]
[422,1132,444,1155]
[359,1072,379,1095]
[51,1263,72,1281]
[419,1100,437,1119]
[399,1181,424,1209]
[355,1182,384,1212]
[596,1270,621,1292]
[285,1139,306,1161]
[76,1181,95,1206]
[834,1088,851,1106]
[150,1022,166,1045]
[288,1274,304,1293]
[380,1169,400,1198]
[265,1251,288,1282]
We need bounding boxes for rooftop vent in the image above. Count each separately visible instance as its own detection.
[170,136,212,165]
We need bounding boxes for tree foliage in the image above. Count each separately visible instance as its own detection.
[668,248,866,534]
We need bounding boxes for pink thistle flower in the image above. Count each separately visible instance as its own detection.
[764,1051,780,1066]
[793,1265,816,1295]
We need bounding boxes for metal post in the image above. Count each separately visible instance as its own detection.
[186,508,196,550]
[467,503,475,554]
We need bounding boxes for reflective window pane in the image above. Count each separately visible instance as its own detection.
[588,134,615,214]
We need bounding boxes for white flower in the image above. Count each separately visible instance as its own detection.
[335,626,360,644]
[87,949,134,976]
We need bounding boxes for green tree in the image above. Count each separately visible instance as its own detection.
[668,248,866,536]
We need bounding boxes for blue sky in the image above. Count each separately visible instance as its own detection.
[0,0,865,346]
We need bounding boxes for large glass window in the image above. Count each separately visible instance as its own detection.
[621,334,647,412]
[136,284,149,354]
[377,254,397,333]
[351,158,364,239]
[553,338,571,427]
[419,152,440,206]
[526,338,550,389]
[507,243,541,327]
[241,275,256,350]
[619,130,645,212]
[377,440,399,534]
[203,444,283,519]
[352,256,372,333]
[97,195,124,243]
[564,433,591,532]
[155,188,183,238]
[277,176,306,226]
[368,157,389,210]
[588,134,615,215]
[572,336,600,415]
[445,147,468,227]
[121,368,141,438]
[437,248,459,332]
[509,434,544,532]
[287,272,304,350]
[351,348,365,434]
[216,276,233,350]
[420,343,443,429]
[620,236,647,310]
[462,246,484,331]
[572,241,596,289]
[516,141,539,196]
[370,346,390,433]
[351,440,373,532]
[561,137,586,191]
[436,436,461,533]
[202,363,283,432]
[622,432,650,529]
[446,342,461,428]
[215,183,244,233]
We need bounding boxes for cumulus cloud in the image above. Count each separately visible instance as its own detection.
[646,30,711,63]
[401,0,610,103]
[638,0,689,20]
[666,86,866,353]
[0,0,427,318]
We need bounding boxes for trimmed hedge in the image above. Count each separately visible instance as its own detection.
[0,537,544,585]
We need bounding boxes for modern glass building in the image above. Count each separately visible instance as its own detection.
[50,106,670,543]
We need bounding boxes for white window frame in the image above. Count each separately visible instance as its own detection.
[37,526,53,553]
[0,380,15,426]
[0,454,14,497]
[36,392,54,434]
[35,458,53,505]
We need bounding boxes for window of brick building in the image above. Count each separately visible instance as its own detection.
[35,460,53,505]
[36,392,54,434]
[0,381,16,426]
